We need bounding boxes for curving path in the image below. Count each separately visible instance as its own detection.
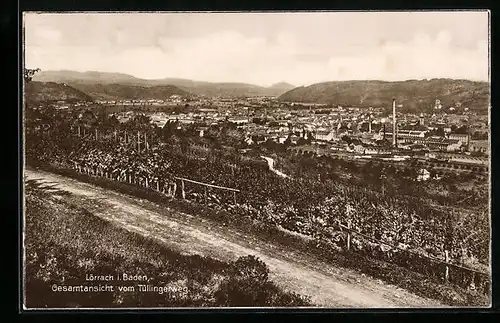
[261,156,290,178]
[24,168,446,308]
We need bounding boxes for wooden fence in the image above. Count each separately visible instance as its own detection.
[72,161,176,197]
[69,160,488,294]
[174,176,240,205]
[336,220,490,293]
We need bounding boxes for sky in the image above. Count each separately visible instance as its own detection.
[23,11,489,87]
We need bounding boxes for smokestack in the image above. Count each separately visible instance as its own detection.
[392,98,397,147]
[368,115,372,133]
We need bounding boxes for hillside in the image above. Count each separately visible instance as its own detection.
[68,83,194,101]
[278,79,490,112]
[174,82,288,98]
[33,70,294,98]
[24,81,94,104]
[32,70,144,85]
[269,82,295,92]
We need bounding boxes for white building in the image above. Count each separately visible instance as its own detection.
[417,169,431,181]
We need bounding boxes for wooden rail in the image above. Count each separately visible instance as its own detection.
[174,177,240,192]
[174,176,239,204]
[336,221,489,279]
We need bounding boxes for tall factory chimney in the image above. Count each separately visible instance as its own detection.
[368,114,372,133]
[392,98,397,147]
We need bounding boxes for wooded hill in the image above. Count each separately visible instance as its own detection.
[67,83,194,101]
[24,81,194,103]
[278,79,489,112]
[24,81,94,104]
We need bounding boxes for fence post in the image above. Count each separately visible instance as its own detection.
[470,271,476,290]
[444,250,450,283]
[233,191,237,205]
[204,186,207,204]
[347,220,351,251]
[137,131,140,152]
[157,179,160,191]
[181,180,185,199]
[173,182,177,198]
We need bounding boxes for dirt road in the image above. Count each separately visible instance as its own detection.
[261,156,290,178]
[24,168,446,308]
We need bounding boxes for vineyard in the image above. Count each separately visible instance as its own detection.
[24,108,491,305]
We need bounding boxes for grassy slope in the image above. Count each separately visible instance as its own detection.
[24,180,309,308]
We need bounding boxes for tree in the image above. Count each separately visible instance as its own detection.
[283,134,292,147]
[80,110,97,129]
[429,167,437,179]
[24,68,40,122]
[24,68,41,83]
[215,255,270,306]
[455,125,469,134]
[296,137,308,146]
[428,127,445,137]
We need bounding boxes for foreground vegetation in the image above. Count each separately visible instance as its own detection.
[24,105,490,307]
[28,163,490,307]
[24,181,309,308]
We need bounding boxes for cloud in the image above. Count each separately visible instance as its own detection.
[327,31,488,82]
[25,27,489,86]
[25,25,62,46]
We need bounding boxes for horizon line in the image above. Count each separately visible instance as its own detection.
[31,68,490,87]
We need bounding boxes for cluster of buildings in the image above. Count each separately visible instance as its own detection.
[47,93,489,176]
[94,95,187,106]
[111,97,486,157]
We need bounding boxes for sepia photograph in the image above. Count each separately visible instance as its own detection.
[22,11,491,309]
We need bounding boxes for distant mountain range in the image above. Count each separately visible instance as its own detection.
[27,71,489,113]
[32,70,296,98]
[278,79,490,112]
